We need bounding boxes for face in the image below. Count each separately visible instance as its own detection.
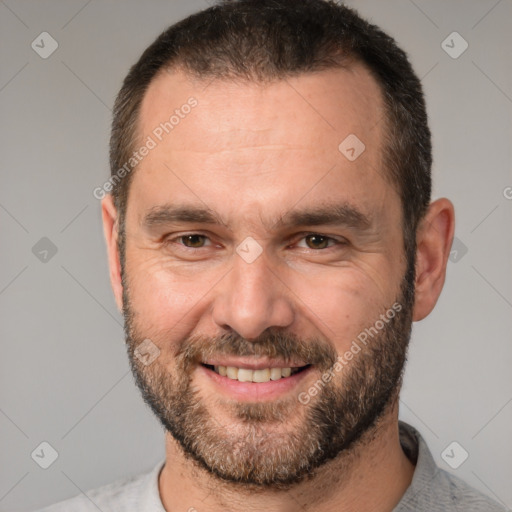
[118,65,414,488]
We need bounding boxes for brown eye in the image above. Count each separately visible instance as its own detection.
[304,234,332,250]
[179,234,208,248]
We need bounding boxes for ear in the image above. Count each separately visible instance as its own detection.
[413,198,455,321]
[101,194,124,312]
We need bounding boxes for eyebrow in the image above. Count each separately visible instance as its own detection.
[141,202,373,232]
[142,204,229,229]
[274,203,372,231]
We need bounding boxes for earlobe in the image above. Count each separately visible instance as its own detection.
[101,194,124,312]
[412,198,455,322]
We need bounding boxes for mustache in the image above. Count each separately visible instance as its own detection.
[175,329,338,372]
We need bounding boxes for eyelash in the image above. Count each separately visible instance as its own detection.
[165,232,346,252]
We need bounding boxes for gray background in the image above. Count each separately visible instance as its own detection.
[0,0,511,510]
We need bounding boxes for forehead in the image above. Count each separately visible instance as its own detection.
[139,63,385,153]
[130,63,395,228]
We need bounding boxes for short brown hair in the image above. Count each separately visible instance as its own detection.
[110,0,431,269]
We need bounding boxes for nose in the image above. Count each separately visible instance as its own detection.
[211,249,295,340]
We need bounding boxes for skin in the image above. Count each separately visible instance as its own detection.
[102,64,455,511]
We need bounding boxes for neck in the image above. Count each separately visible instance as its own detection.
[158,401,415,512]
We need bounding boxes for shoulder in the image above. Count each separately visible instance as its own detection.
[396,422,507,512]
[430,466,507,512]
[33,460,166,512]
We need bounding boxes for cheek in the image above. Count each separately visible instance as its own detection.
[124,240,400,357]
[124,252,221,337]
[287,266,392,351]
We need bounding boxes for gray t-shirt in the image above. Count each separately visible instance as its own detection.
[35,421,506,511]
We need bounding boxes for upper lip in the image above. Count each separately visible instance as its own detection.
[201,358,309,370]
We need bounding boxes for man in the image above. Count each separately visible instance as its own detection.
[37,0,506,510]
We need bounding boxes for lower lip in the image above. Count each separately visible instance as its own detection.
[198,364,314,401]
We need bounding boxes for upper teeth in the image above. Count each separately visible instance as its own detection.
[214,366,299,383]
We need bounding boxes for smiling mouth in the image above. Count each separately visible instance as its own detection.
[201,363,311,383]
